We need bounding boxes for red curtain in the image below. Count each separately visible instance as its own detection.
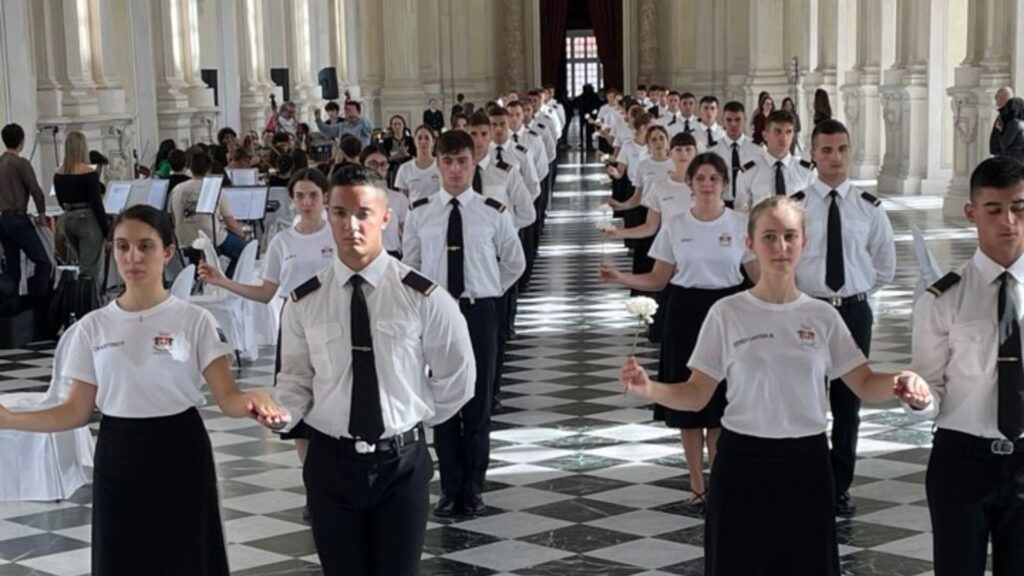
[587,0,623,91]
[540,0,570,87]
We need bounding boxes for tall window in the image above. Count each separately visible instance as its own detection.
[565,31,602,98]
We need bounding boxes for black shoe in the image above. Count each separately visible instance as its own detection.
[464,494,485,516]
[835,492,856,517]
[434,495,460,517]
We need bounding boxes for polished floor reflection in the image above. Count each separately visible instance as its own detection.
[0,152,982,575]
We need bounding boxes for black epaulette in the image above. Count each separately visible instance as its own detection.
[528,129,540,137]
[401,270,437,296]
[742,160,757,171]
[799,159,814,169]
[410,197,430,210]
[496,160,512,172]
[484,197,507,213]
[790,191,806,201]
[516,144,528,154]
[537,123,548,130]
[290,276,321,302]
[927,272,961,297]
[860,191,882,207]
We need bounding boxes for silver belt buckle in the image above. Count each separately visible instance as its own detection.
[991,439,1015,455]
[829,296,844,307]
[354,440,377,454]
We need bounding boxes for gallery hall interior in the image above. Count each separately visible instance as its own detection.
[0,0,1022,575]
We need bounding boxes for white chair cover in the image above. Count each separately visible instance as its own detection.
[0,325,95,501]
[191,240,264,361]
[911,223,942,302]
[170,264,195,300]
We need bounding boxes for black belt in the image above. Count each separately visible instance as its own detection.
[0,209,26,215]
[815,292,867,308]
[323,423,424,455]
[935,428,1024,457]
[459,296,497,306]
[64,203,92,211]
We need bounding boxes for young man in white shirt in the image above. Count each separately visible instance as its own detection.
[709,101,763,208]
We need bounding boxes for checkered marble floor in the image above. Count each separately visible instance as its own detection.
[0,152,986,575]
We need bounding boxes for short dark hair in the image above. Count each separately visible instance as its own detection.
[637,84,648,91]
[456,93,466,102]
[329,163,373,190]
[723,101,746,115]
[667,90,681,98]
[2,124,25,149]
[359,144,386,164]
[687,152,730,184]
[344,100,361,113]
[168,149,188,172]
[272,132,292,145]
[451,112,468,126]
[488,105,509,118]
[189,151,212,176]
[811,119,851,148]
[670,132,698,149]
[468,111,491,128]
[436,130,474,156]
[217,127,237,145]
[766,109,796,127]
[339,135,362,159]
[114,205,176,248]
[287,167,329,198]
[970,156,1024,201]
[699,95,719,106]
[325,101,340,113]
[505,100,524,111]
[680,92,696,100]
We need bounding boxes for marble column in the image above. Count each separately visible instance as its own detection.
[637,0,658,87]
[237,0,275,133]
[34,0,99,119]
[878,0,949,195]
[504,0,527,92]
[945,0,1015,217]
[729,0,790,113]
[841,0,885,179]
[286,0,319,122]
[380,0,425,130]
[1,1,41,176]
[89,0,128,115]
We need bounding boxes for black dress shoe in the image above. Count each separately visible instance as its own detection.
[464,494,485,515]
[835,492,856,517]
[434,495,460,517]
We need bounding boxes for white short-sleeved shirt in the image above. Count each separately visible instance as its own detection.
[62,297,233,418]
[648,209,752,289]
[641,177,693,222]
[384,189,410,253]
[394,159,440,202]
[634,157,673,191]
[688,292,867,438]
[615,140,649,184]
[261,223,336,297]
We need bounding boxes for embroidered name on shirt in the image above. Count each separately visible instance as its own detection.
[93,341,125,352]
[733,333,774,347]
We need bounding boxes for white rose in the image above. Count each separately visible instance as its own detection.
[191,238,207,250]
[625,296,658,324]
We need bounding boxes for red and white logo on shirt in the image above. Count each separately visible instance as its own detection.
[153,332,174,353]
[797,326,817,347]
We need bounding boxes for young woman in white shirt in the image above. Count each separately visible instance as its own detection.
[0,205,287,576]
[608,108,652,254]
[601,153,753,510]
[619,196,932,576]
[199,168,335,463]
[393,125,440,202]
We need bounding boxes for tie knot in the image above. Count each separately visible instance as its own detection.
[829,189,839,199]
[775,160,784,169]
[349,274,365,288]
[450,197,460,208]
[732,142,738,149]
[1002,271,1014,285]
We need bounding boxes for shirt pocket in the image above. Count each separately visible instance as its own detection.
[418,224,445,267]
[949,321,992,377]
[306,323,345,377]
[374,320,423,410]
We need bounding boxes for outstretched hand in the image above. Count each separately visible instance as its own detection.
[245,390,291,429]
[619,356,653,397]
[892,371,932,409]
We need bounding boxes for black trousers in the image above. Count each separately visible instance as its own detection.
[435,298,497,500]
[928,429,1024,576]
[827,299,872,497]
[0,212,52,298]
[493,287,516,401]
[305,428,432,576]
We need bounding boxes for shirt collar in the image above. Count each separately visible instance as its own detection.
[973,249,1024,285]
[333,250,389,289]
[702,122,719,132]
[478,154,492,169]
[764,149,792,167]
[723,134,747,147]
[438,187,477,206]
[812,179,852,198]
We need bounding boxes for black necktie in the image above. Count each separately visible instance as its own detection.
[731,143,740,200]
[495,146,505,164]
[447,198,465,298]
[707,128,715,149]
[513,133,520,144]
[473,166,483,194]
[774,161,786,196]
[348,275,384,442]
[684,118,691,133]
[998,272,1024,440]
[669,115,677,126]
[825,190,845,292]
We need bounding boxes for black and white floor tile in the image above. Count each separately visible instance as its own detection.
[0,152,986,575]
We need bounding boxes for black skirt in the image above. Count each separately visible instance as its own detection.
[704,429,839,576]
[92,408,230,576]
[654,284,743,428]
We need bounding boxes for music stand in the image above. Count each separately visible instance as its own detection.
[223,186,269,253]
[103,181,133,215]
[226,168,259,186]
[195,176,225,251]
